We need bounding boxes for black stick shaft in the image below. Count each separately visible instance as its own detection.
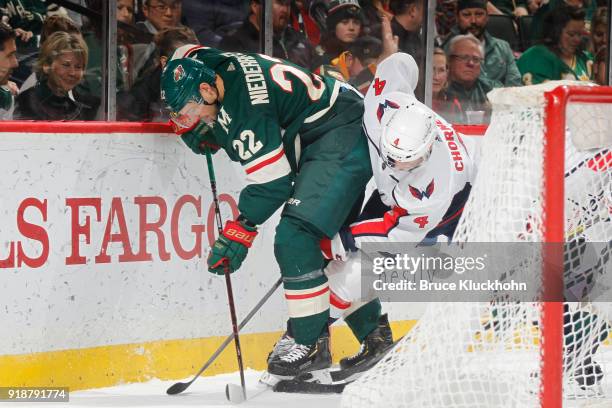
[205,149,247,400]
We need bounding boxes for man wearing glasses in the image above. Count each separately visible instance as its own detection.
[139,0,183,33]
[440,33,494,124]
[442,0,521,88]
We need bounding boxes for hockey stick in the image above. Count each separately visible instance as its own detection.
[206,148,248,402]
[166,276,282,395]
[172,148,250,400]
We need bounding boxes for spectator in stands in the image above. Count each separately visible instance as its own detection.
[442,0,521,87]
[181,0,247,48]
[389,0,424,60]
[116,0,147,91]
[591,7,607,84]
[1,0,47,85]
[290,0,322,46]
[138,0,183,34]
[319,35,382,88]
[358,0,393,39]
[436,0,457,45]
[517,5,593,84]
[0,21,17,120]
[530,0,596,42]
[319,15,398,93]
[443,34,493,124]
[14,31,92,120]
[19,15,82,93]
[219,0,314,69]
[0,0,45,50]
[315,0,364,67]
[432,47,451,114]
[117,26,198,121]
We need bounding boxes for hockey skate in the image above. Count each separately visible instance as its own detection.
[267,327,332,378]
[267,325,296,364]
[339,314,393,371]
[259,325,297,386]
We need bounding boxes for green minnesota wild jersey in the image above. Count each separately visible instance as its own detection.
[170,45,364,226]
[517,45,593,85]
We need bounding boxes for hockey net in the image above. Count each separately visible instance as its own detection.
[342,82,612,408]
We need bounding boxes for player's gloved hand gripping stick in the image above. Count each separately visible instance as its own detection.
[208,218,258,274]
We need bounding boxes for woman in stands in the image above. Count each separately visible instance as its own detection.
[14,32,91,120]
[517,4,593,84]
[314,0,364,67]
[431,47,451,113]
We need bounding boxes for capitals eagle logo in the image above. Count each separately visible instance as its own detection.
[409,179,435,200]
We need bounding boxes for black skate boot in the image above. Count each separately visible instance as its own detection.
[267,320,296,364]
[339,314,393,371]
[267,327,332,377]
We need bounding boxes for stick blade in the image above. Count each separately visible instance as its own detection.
[166,381,190,395]
[225,383,246,404]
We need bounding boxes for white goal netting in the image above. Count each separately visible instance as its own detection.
[342,82,612,408]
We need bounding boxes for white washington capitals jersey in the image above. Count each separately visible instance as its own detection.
[352,89,477,245]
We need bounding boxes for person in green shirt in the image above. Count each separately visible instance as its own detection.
[517,5,593,85]
[160,45,372,377]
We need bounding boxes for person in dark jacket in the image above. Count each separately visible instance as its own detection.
[219,0,314,69]
[389,0,424,60]
[182,0,247,47]
[14,32,93,120]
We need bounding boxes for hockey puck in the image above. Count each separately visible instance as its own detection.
[225,383,246,404]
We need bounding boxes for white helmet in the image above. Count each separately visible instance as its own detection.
[380,96,436,170]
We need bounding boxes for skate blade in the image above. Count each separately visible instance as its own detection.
[295,368,333,384]
[258,371,291,387]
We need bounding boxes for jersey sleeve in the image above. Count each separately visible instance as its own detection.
[235,116,294,225]
[351,204,443,247]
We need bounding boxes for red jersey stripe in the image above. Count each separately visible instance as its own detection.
[246,148,286,174]
[285,286,330,300]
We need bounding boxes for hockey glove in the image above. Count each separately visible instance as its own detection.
[320,226,357,261]
[178,120,221,155]
[208,218,258,274]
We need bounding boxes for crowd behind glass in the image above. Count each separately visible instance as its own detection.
[0,0,607,124]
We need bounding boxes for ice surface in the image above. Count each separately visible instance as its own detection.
[2,370,341,408]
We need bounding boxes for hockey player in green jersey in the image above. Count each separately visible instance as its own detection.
[160,45,372,377]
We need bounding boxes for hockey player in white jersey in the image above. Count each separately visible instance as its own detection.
[321,55,477,372]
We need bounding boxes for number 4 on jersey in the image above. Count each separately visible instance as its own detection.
[373,78,386,96]
[413,216,429,229]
